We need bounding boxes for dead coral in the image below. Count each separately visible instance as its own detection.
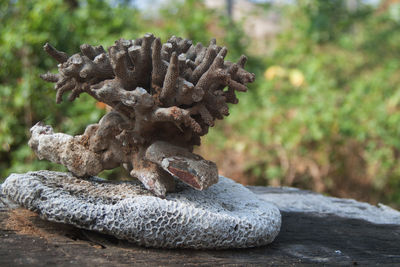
[35,34,255,196]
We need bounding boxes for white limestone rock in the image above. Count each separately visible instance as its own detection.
[0,171,281,249]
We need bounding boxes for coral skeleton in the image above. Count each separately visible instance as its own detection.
[32,34,255,197]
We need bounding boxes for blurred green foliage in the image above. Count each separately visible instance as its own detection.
[0,0,140,176]
[209,0,400,207]
[1,0,400,208]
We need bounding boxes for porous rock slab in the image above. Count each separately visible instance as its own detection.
[253,186,400,225]
[0,171,281,249]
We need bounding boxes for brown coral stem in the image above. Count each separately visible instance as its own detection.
[43,43,69,63]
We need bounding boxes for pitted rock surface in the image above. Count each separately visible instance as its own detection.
[1,171,281,249]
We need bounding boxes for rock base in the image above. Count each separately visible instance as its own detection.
[0,171,281,249]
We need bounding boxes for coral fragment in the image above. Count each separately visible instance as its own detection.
[34,34,255,196]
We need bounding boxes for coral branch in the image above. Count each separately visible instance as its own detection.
[151,38,169,90]
[43,43,69,63]
[160,52,179,105]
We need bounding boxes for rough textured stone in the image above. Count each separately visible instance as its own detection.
[251,186,400,225]
[1,185,400,265]
[0,171,281,249]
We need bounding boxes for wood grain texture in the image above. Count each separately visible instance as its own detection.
[1,187,400,266]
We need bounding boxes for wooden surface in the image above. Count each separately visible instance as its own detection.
[1,187,400,266]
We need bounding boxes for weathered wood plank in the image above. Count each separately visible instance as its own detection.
[1,187,400,266]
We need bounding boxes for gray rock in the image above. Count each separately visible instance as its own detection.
[0,170,281,249]
[251,186,400,225]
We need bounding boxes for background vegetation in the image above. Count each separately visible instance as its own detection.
[1,0,400,208]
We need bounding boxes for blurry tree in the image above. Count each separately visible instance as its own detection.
[0,0,142,178]
[299,0,369,43]
[203,0,400,208]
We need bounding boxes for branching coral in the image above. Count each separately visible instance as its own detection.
[32,34,255,196]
